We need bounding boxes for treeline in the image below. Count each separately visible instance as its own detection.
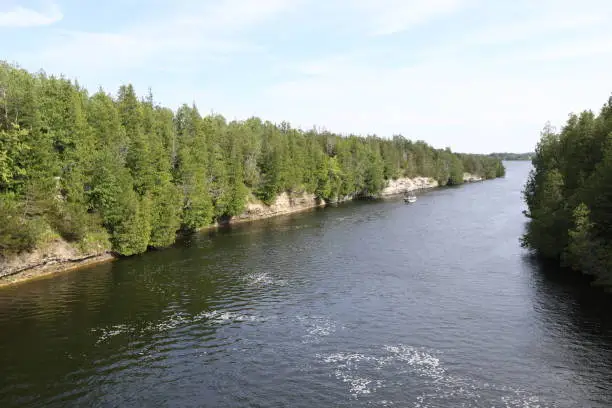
[488,152,534,161]
[522,95,612,286]
[0,62,504,257]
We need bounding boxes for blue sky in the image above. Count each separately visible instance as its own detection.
[1,0,612,153]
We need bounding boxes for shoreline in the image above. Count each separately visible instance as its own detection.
[0,253,116,288]
[0,175,483,288]
[0,201,332,289]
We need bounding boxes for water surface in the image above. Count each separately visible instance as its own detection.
[1,161,611,407]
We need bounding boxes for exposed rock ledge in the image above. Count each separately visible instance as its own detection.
[0,240,113,287]
[0,192,326,286]
[0,173,486,287]
[381,176,439,196]
[232,192,325,224]
[463,172,484,183]
[380,173,483,196]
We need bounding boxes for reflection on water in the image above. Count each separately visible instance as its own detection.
[1,161,612,408]
[524,255,612,405]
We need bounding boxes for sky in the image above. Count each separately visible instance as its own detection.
[1,0,612,153]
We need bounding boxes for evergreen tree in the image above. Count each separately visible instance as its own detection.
[522,94,612,285]
[174,105,213,231]
[226,142,248,217]
[117,84,153,195]
[144,100,182,248]
[0,61,504,259]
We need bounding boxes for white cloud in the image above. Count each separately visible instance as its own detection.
[284,51,371,76]
[463,12,607,47]
[354,0,467,36]
[17,0,295,76]
[33,28,259,75]
[0,3,62,27]
[257,28,612,153]
[240,0,612,152]
[8,0,612,153]
[525,37,612,62]
[199,0,301,34]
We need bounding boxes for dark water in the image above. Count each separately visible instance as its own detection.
[1,162,612,408]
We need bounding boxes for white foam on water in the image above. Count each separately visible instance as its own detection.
[93,313,194,344]
[322,352,371,365]
[92,309,264,344]
[501,392,546,408]
[372,401,394,407]
[367,401,395,407]
[382,345,446,380]
[334,371,384,396]
[305,320,336,339]
[318,344,550,406]
[91,324,131,344]
[316,352,384,397]
[194,310,262,324]
[244,272,274,286]
[145,311,191,332]
[299,315,338,344]
[243,272,287,287]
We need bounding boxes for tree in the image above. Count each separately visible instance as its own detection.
[225,142,249,217]
[447,155,465,186]
[142,96,182,248]
[522,94,612,285]
[174,105,213,231]
[0,61,505,259]
[0,125,29,192]
[118,84,153,195]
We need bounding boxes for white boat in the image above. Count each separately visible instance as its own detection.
[404,193,417,203]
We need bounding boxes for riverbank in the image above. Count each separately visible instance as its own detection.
[0,173,485,287]
[4,161,610,408]
[0,238,114,287]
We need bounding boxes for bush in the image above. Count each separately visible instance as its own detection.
[0,196,47,256]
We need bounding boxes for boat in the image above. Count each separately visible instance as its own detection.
[403,192,417,203]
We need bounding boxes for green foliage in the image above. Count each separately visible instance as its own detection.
[0,61,504,258]
[563,204,595,272]
[522,95,612,285]
[488,152,534,161]
[149,184,182,248]
[257,146,283,205]
[47,201,92,242]
[225,143,249,217]
[0,124,29,191]
[314,154,332,200]
[174,105,214,231]
[447,155,465,186]
[110,195,152,256]
[0,194,45,255]
[363,147,385,196]
[78,229,112,254]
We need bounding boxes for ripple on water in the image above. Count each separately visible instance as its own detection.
[2,163,610,408]
[91,309,264,345]
[317,344,551,407]
[324,353,385,397]
[195,310,263,324]
[298,315,339,344]
[242,271,287,287]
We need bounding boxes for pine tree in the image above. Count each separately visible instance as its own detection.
[0,61,506,259]
[174,105,213,231]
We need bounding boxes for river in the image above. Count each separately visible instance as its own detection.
[1,161,611,407]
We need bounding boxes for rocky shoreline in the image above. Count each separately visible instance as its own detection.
[0,173,483,287]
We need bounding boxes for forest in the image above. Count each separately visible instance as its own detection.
[488,152,534,161]
[0,62,505,258]
[522,95,612,286]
